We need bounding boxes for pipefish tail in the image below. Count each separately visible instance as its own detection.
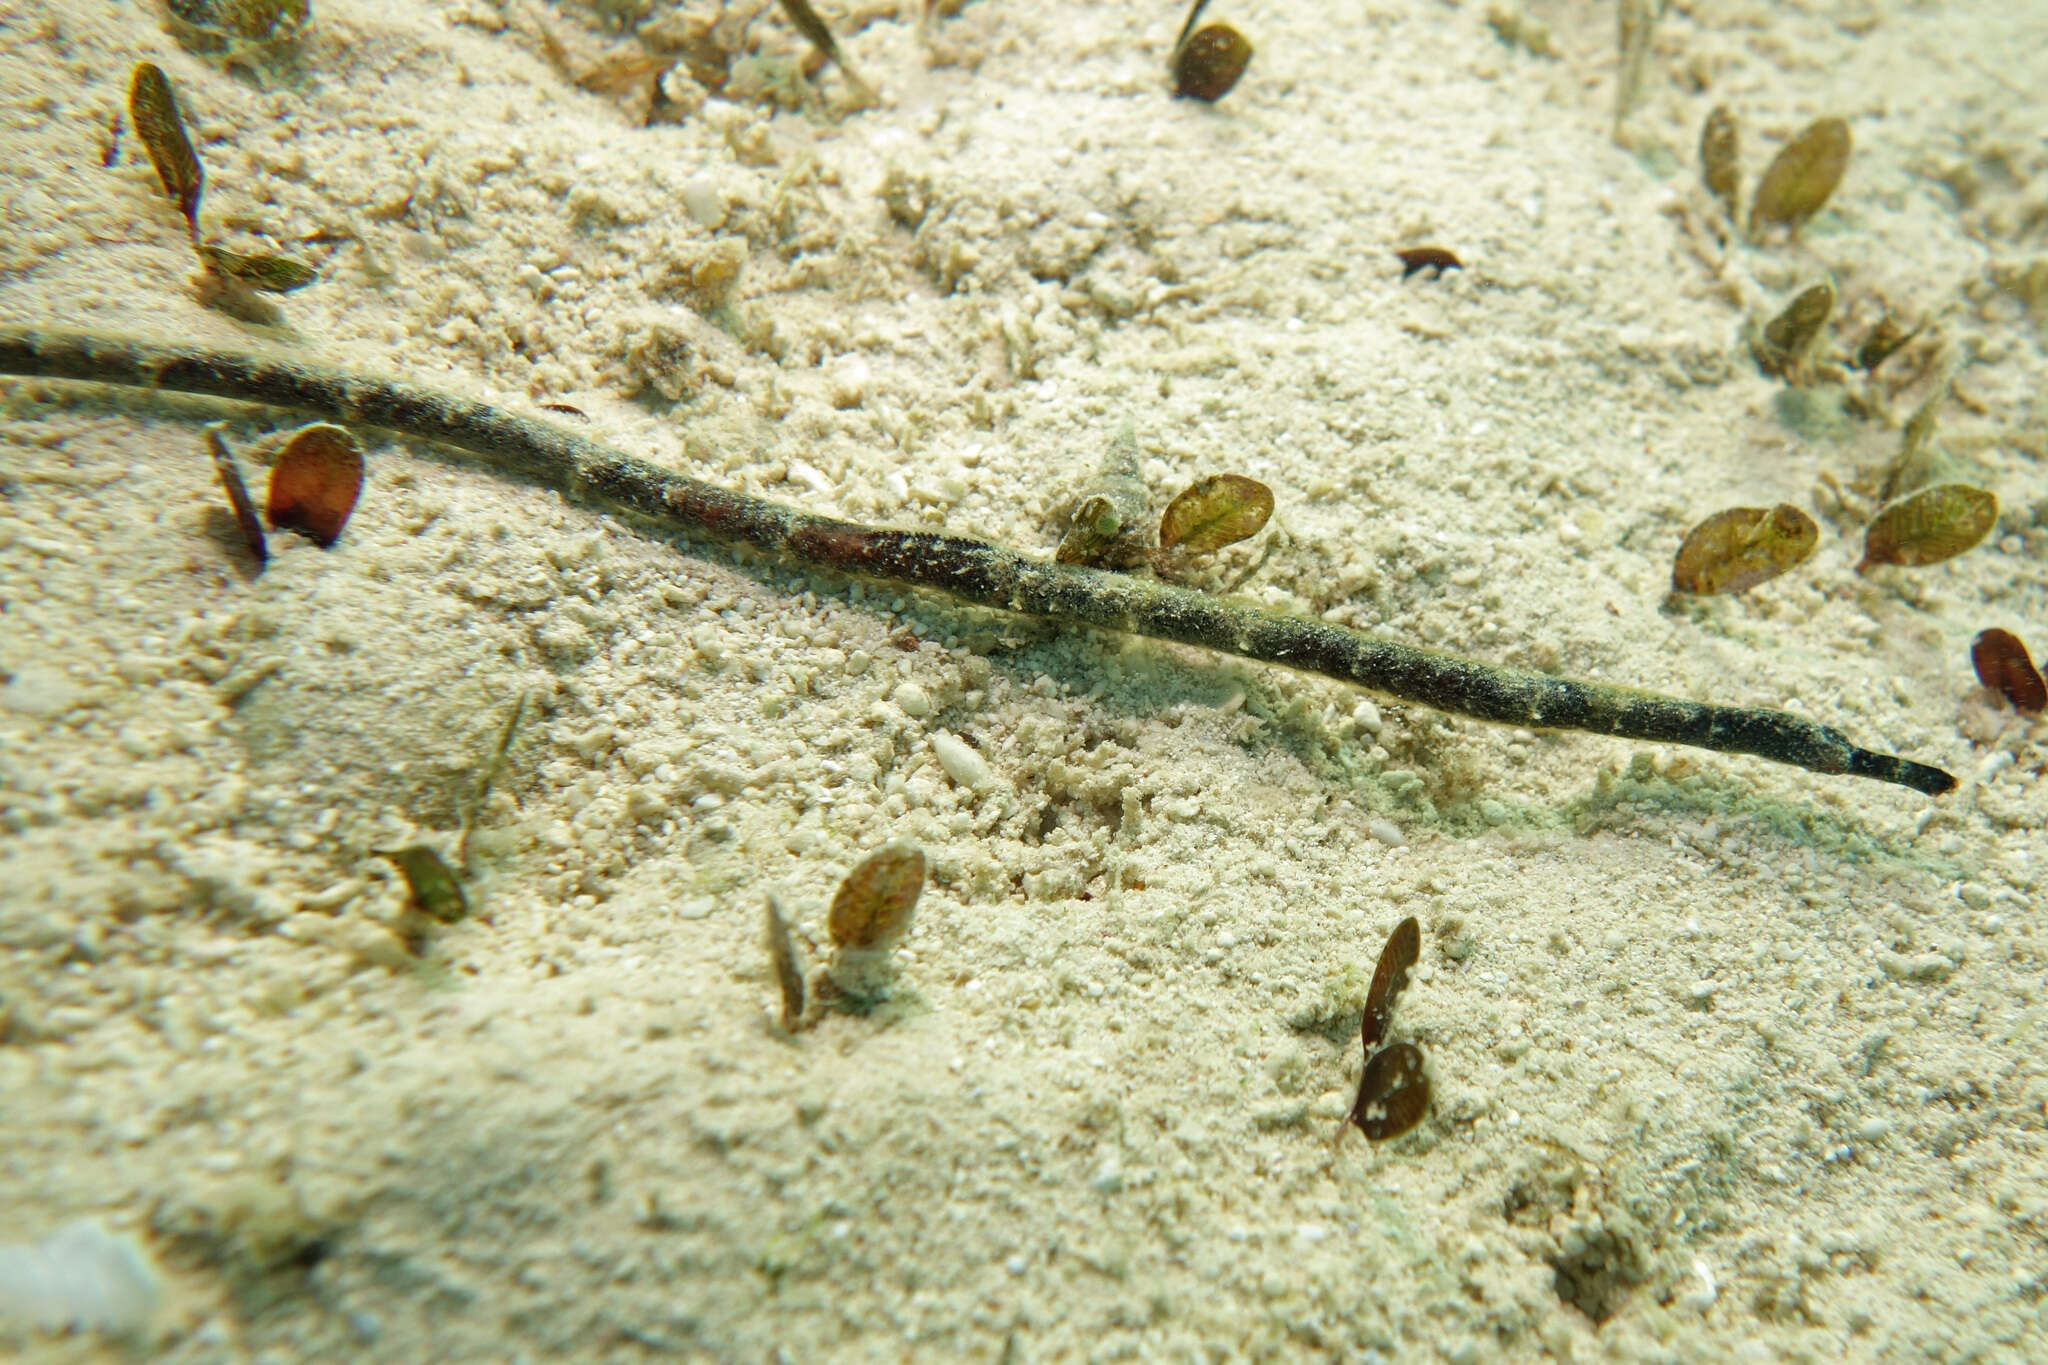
[0,327,1957,797]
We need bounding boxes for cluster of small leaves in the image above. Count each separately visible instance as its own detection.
[206,422,365,566]
[1345,917,1430,1142]
[1056,435,1274,579]
[1170,0,1251,102]
[761,843,927,1030]
[126,62,317,303]
[1698,108,1851,239]
[1674,482,1996,595]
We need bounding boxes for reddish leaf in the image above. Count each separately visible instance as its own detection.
[1972,629,2046,714]
[1349,1043,1430,1141]
[266,423,363,548]
[1361,916,1420,1051]
[828,843,926,950]
[1172,24,1252,102]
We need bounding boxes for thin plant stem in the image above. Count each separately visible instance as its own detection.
[0,327,1956,797]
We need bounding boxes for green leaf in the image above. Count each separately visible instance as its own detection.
[1158,474,1273,554]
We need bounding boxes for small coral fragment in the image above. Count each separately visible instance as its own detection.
[1671,505,1818,595]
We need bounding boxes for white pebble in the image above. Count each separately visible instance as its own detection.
[891,681,932,716]
[1367,818,1404,847]
[1856,1117,1890,1142]
[825,358,872,409]
[1352,700,1383,735]
[2,666,77,719]
[680,174,725,229]
[930,731,994,790]
[1689,980,1718,1003]
[1977,751,2015,783]
[0,1220,163,1334]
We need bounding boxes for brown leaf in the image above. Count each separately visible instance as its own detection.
[1172,24,1252,102]
[1855,315,1918,373]
[1700,105,1739,218]
[1748,116,1850,236]
[763,892,807,1029]
[1972,629,2045,713]
[377,845,469,923]
[198,242,318,293]
[1361,916,1420,1051]
[204,425,268,566]
[1671,504,1818,595]
[1858,484,1997,573]
[127,62,203,235]
[1394,246,1463,279]
[266,423,364,548]
[828,842,926,950]
[1349,1043,1430,1141]
[1754,281,1834,379]
[1158,474,1273,555]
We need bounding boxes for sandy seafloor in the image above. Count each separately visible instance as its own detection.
[3,0,2048,1359]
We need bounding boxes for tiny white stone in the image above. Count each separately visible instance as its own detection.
[787,460,835,498]
[2,667,77,719]
[891,682,932,717]
[680,174,725,229]
[1368,818,1405,847]
[930,731,994,790]
[1855,1117,1890,1142]
[825,358,872,409]
[1352,700,1383,734]
[1689,980,1718,1003]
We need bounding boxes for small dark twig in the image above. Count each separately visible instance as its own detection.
[0,327,1956,797]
